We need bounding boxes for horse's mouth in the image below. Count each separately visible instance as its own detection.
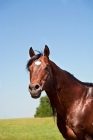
[29,89,42,99]
[31,92,41,99]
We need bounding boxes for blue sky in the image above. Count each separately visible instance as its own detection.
[0,0,93,119]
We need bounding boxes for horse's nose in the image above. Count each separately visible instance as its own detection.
[29,84,40,91]
[28,83,42,99]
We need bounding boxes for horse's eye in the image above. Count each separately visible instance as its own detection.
[45,66,49,71]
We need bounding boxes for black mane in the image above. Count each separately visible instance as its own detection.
[83,82,93,87]
[26,53,43,70]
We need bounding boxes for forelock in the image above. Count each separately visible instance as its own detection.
[26,53,43,70]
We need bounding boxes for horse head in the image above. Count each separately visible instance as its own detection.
[27,45,53,99]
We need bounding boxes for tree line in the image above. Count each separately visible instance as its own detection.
[34,95,55,117]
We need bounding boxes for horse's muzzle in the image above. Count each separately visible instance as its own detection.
[28,84,42,99]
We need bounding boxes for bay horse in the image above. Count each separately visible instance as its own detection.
[26,45,93,140]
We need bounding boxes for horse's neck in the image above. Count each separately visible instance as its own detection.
[50,60,83,90]
[47,60,86,116]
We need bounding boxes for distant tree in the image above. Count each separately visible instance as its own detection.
[34,95,54,117]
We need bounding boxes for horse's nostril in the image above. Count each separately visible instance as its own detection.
[35,85,40,89]
[29,84,40,90]
[29,85,32,90]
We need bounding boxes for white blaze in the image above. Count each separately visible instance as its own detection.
[35,61,41,65]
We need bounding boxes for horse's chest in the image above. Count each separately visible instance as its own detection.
[66,115,84,130]
[66,104,93,139]
[66,111,86,139]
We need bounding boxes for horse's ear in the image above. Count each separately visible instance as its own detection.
[44,45,50,57]
[29,47,35,58]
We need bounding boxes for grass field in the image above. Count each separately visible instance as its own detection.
[0,117,64,140]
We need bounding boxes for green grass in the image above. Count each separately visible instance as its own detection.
[0,117,64,140]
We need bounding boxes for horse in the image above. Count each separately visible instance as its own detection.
[26,45,93,140]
